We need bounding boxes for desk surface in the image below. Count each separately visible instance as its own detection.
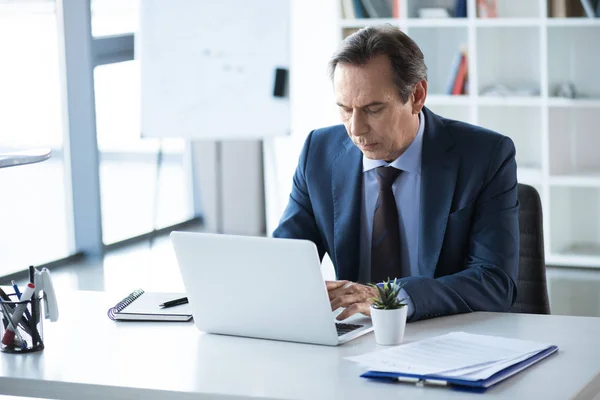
[0,148,51,169]
[0,290,599,400]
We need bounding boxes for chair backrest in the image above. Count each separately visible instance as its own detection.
[511,184,551,314]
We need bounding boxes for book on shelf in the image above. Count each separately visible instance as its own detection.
[392,0,400,18]
[352,0,367,18]
[341,0,356,18]
[416,0,465,19]
[342,0,395,19]
[477,0,497,18]
[454,0,467,18]
[548,0,588,17]
[360,0,393,18]
[580,0,595,17]
[445,47,468,96]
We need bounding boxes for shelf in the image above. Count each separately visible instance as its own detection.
[547,253,600,268]
[339,17,600,28]
[339,18,400,28]
[477,96,542,107]
[425,103,471,123]
[475,18,542,27]
[333,3,600,270]
[546,18,600,27]
[550,171,600,187]
[476,26,541,96]
[550,187,600,264]
[425,95,471,106]
[406,0,470,19]
[478,106,542,169]
[549,108,600,176]
[517,167,543,184]
[548,240,600,266]
[340,18,470,28]
[548,98,600,108]
[484,0,541,19]
[406,19,469,28]
[548,26,600,100]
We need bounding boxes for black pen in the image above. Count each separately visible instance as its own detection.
[159,297,188,308]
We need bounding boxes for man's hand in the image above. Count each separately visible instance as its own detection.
[326,280,379,321]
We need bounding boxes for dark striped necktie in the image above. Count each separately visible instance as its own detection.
[371,166,402,284]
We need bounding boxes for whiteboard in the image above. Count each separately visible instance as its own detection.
[139,0,290,140]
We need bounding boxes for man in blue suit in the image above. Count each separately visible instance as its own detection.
[273,25,519,322]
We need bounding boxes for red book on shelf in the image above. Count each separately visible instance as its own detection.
[477,0,497,18]
[452,53,468,95]
[392,0,400,18]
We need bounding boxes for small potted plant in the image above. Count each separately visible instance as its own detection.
[369,278,408,346]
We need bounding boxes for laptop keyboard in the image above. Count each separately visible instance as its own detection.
[336,323,363,336]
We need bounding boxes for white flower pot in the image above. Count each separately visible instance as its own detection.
[370,306,408,346]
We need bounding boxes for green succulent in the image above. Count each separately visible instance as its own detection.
[369,278,407,310]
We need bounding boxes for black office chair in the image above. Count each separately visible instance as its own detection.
[511,183,551,314]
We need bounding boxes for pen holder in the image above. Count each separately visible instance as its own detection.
[0,293,44,353]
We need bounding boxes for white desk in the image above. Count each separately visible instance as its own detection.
[0,290,599,400]
[0,148,51,169]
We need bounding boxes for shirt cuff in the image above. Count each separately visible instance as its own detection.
[398,288,415,319]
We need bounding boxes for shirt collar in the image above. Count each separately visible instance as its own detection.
[362,110,424,174]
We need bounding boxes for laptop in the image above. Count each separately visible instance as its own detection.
[170,231,373,346]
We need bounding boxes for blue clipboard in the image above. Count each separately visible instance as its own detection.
[361,345,559,392]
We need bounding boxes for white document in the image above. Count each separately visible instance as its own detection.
[437,350,541,381]
[346,332,551,376]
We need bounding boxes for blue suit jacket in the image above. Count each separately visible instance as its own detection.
[273,107,519,321]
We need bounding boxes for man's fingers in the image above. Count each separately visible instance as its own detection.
[326,280,349,290]
[326,280,350,300]
[330,294,362,311]
[336,303,371,321]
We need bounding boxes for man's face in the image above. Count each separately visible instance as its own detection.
[334,55,419,162]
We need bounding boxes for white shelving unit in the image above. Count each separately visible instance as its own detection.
[338,0,600,268]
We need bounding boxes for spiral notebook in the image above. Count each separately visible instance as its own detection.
[107,289,193,322]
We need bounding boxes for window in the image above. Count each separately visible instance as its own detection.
[0,0,196,275]
[0,1,70,274]
[94,61,193,244]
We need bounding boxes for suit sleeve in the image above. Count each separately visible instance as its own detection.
[403,136,519,322]
[272,132,326,260]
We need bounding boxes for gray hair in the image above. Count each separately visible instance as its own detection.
[328,25,428,103]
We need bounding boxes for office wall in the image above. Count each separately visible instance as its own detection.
[190,140,265,236]
[264,0,339,234]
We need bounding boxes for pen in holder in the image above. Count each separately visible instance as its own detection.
[0,292,44,353]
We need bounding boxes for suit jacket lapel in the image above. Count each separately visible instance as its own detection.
[332,138,363,282]
[419,108,459,277]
